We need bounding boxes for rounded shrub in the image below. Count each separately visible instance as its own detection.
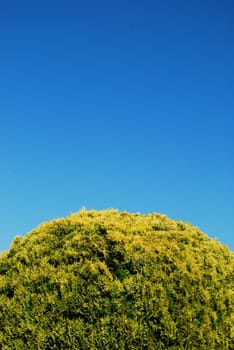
[0,209,233,349]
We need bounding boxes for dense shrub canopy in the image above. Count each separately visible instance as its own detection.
[0,209,233,349]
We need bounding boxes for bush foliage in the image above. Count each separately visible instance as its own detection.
[0,209,233,349]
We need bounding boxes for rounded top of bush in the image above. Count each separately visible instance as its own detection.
[0,209,233,349]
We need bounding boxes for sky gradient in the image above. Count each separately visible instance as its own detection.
[0,0,233,252]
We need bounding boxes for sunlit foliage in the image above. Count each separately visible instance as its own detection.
[0,209,233,349]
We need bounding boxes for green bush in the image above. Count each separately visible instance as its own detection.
[0,209,233,349]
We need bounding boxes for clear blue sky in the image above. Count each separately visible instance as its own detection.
[0,0,233,252]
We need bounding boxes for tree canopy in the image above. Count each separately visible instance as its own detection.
[0,209,233,349]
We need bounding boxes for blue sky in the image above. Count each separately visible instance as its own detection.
[0,0,233,252]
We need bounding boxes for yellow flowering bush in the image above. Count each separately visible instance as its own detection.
[0,209,233,349]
